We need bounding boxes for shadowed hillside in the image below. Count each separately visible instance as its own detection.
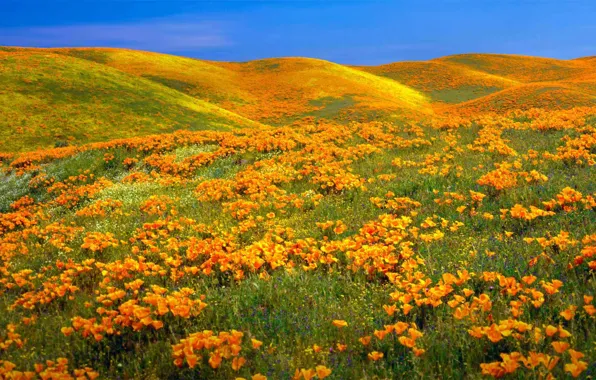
[355,60,518,104]
[356,53,596,114]
[436,53,587,82]
[448,82,596,114]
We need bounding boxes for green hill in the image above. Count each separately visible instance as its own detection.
[0,48,262,152]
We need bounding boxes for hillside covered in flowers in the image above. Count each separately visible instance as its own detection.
[2,47,596,152]
[0,48,595,379]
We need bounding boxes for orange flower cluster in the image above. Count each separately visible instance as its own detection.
[468,120,518,156]
[543,186,595,212]
[139,195,176,216]
[543,126,596,165]
[505,204,555,221]
[81,231,119,252]
[370,193,422,214]
[10,260,94,310]
[143,147,233,177]
[71,286,207,341]
[477,163,520,191]
[571,234,596,270]
[0,358,99,380]
[75,199,123,218]
[0,324,24,351]
[292,365,332,379]
[172,330,248,370]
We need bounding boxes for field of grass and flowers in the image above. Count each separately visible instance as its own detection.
[0,105,595,379]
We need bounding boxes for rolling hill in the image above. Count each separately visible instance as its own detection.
[355,53,596,113]
[54,48,430,123]
[0,47,263,152]
[1,47,595,152]
[354,60,519,104]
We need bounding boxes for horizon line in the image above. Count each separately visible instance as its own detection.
[2,45,593,66]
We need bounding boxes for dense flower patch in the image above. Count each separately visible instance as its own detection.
[0,107,594,378]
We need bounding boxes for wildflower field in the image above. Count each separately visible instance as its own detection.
[0,48,595,379]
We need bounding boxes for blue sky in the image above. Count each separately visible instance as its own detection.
[1,0,595,65]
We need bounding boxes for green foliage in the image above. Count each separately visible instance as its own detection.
[431,86,501,103]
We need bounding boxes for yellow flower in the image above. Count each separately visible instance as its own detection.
[232,357,246,371]
[316,365,332,379]
[368,351,384,361]
[560,306,576,321]
[551,341,570,353]
[358,336,371,346]
[61,327,74,336]
[300,368,316,380]
[332,320,348,328]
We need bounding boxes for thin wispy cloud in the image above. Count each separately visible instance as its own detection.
[0,16,231,52]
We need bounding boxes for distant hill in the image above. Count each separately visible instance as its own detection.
[1,47,595,151]
[356,53,596,114]
[354,60,517,104]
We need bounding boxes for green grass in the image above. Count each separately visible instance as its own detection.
[54,48,112,64]
[431,86,501,103]
[0,51,257,152]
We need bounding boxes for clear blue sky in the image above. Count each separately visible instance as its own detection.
[2,0,595,65]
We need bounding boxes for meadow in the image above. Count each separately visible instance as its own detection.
[0,48,595,379]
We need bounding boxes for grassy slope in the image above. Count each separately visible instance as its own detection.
[448,83,596,114]
[436,54,596,112]
[57,49,431,123]
[354,60,519,103]
[436,53,587,82]
[213,58,431,123]
[0,48,262,152]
